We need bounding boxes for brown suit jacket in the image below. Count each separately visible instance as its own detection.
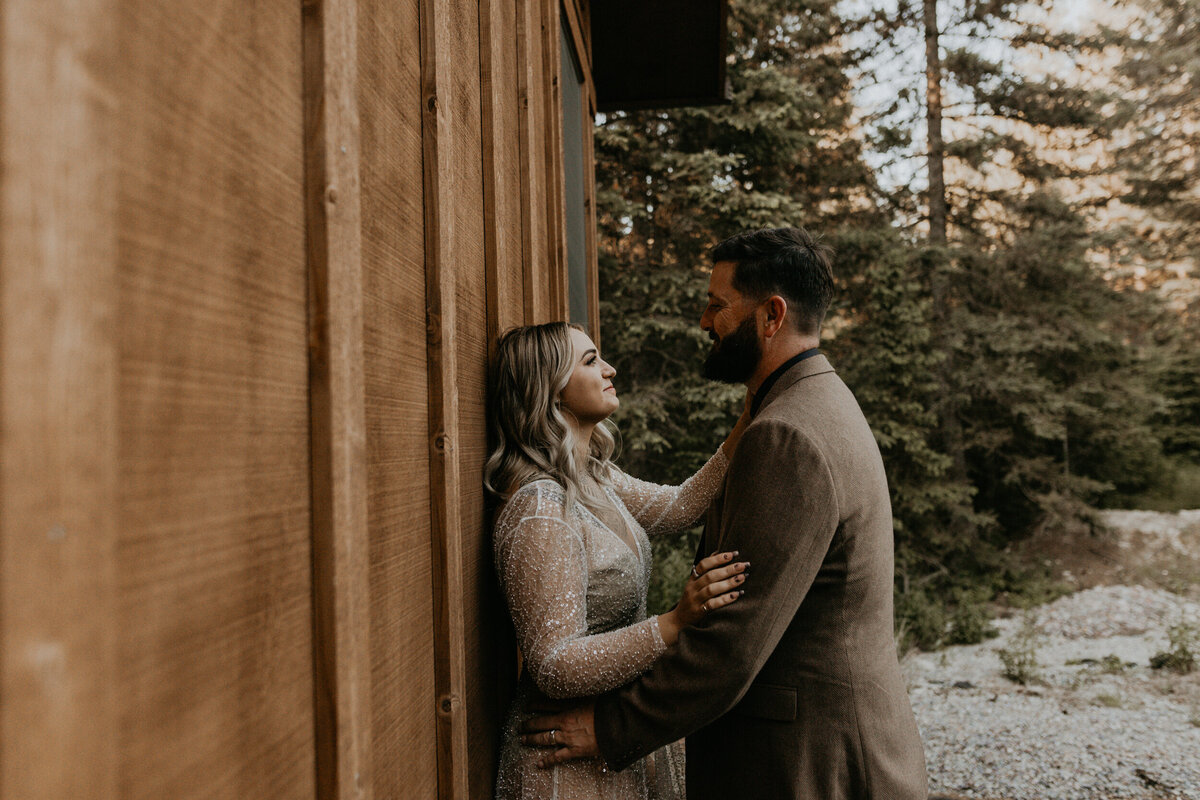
[594,355,927,799]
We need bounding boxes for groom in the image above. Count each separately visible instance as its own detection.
[522,227,927,799]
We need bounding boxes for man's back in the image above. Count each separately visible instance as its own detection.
[684,355,926,799]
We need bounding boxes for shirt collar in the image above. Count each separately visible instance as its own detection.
[749,348,821,417]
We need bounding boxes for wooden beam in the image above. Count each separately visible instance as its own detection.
[419,0,471,796]
[542,0,569,320]
[515,0,539,322]
[302,0,375,798]
[0,3,119,798]
[480,0,504,354]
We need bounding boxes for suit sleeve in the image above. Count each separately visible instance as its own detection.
[593,420,840,770]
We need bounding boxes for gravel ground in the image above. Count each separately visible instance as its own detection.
[906,584,1200,799]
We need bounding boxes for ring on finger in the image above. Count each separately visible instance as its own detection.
[690,566,700,580]
[700,602,708,613]
[549,729,557,746]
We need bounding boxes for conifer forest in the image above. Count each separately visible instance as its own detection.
[596,0,1200,647]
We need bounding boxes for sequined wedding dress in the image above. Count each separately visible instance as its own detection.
[492,447,729,800]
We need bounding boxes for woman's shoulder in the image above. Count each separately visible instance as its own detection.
[496,477,571,524]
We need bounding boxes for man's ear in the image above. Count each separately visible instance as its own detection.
[762,296,788,339]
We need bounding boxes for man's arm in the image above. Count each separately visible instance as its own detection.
[594,419,840,770]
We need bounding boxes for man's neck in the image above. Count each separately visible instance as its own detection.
[746,337,819,395]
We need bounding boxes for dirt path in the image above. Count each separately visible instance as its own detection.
[911,510,1200,800]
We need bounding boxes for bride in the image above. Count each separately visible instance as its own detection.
[485,322,750,800]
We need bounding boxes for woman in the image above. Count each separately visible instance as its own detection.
[485,322,751,800]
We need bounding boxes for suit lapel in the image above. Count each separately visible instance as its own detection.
[708,354,836,553]
[752,354,835,419]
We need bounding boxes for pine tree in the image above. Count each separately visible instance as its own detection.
[596,0,887,612]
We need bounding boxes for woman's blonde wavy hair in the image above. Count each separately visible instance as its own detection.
[483,322,618,512]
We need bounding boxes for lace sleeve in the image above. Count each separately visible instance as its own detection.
[610,445,729,536]
[494,489,668,699]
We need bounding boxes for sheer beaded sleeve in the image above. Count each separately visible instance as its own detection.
[494,483,668,699]
[610,445,729,536]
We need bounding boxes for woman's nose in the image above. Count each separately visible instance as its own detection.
[602,361,616,378]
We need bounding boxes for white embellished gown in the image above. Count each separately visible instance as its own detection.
[492,448,729,800]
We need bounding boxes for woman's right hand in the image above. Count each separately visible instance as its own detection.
[657,551,748,645]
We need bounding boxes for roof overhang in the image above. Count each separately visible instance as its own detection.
[589,0,730,112]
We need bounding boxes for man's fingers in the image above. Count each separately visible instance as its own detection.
[519,731,558,748]
[536,747,574,769]
[519,714,562,735]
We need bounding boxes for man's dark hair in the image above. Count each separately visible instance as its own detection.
[711,227,835,336]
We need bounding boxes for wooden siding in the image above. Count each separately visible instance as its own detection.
[0,1,593,799]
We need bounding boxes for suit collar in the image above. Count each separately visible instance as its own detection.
[750,353,835,417]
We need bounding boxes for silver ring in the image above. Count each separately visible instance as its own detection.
[700,602,708,613]
[691,566,700,580]
[549,729,557,746]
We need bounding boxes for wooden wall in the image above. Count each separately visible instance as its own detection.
[0,0,595,799]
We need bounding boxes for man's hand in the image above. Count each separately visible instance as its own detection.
[519,704,599,768]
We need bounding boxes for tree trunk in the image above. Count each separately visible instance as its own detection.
[923,0,947,245]
[922,0,970,514]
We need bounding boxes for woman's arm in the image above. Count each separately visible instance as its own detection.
[611,396,752,536]
[495,500,668,699]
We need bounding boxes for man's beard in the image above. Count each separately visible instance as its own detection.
[703,315,762,383]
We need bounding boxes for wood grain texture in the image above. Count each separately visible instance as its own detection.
[419,0,473,795]
[0,2,120,798]
[356,0,440,797]
[303,0,376,797]
[481,0,527,347]
[517,0,553,322]
[541,0,569,321]
[114,1,316,798]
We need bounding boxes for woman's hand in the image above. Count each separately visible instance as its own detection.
[657,550,749,645]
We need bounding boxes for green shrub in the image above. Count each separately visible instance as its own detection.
[945,588,999,645]
[1150,620,1198,674]
[895,584,948,651]
[997,613,1043,684]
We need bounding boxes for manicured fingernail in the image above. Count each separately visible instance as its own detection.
[732,550,740,556]
[739,589,745,596]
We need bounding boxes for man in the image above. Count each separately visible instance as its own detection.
[522,227,927,799]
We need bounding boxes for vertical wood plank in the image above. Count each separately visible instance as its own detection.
[419,0,471,796]
[475,0,525,793]
[303,0,375,797]
[356,0,441,797]
[0,3,119,798]
[542,0,569,321]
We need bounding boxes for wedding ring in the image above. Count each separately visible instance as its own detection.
[690,566,700,580]
[549,729,557,746]
[700,602,708,613]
